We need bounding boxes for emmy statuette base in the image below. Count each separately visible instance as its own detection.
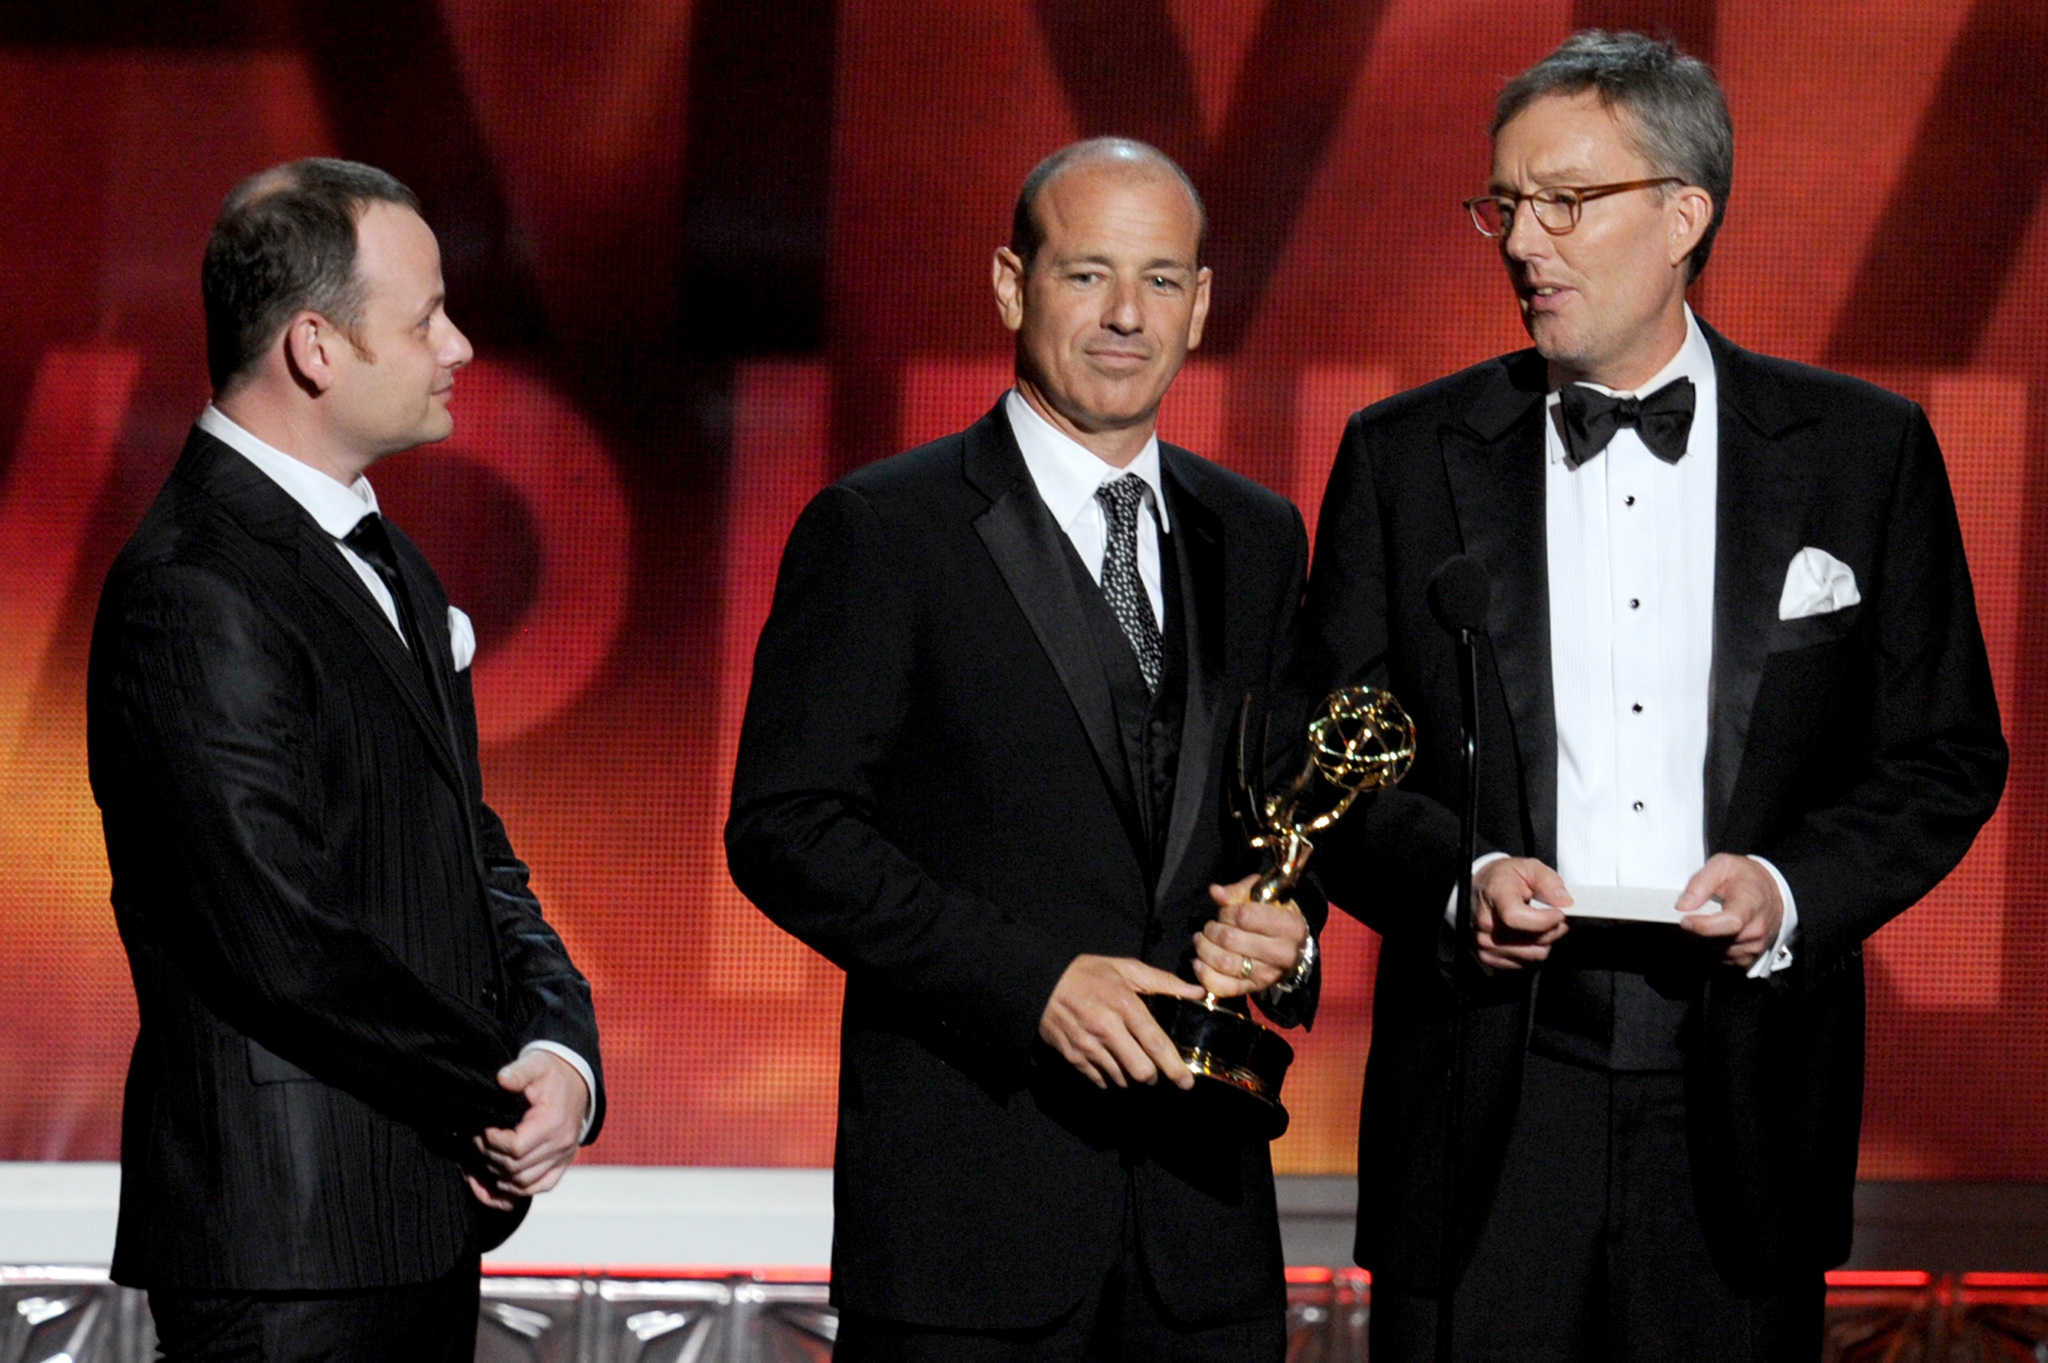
[1143,994,1295,1140]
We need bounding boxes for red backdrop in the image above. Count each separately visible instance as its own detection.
[2,0,2043,1179]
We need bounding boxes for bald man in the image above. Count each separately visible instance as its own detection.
[728,139,1320,1360]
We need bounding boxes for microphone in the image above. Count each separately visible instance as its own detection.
[1425,552,1491,1363]
[1427,555,1490,816]
[1426,553,1491,636]
[1425,556,1490,876]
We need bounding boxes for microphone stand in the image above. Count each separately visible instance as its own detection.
[1435,617,1480,1363]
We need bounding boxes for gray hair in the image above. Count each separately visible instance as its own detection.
[1010,137,1207,271]
[202,158,422,392]
[1494,31,1733,280]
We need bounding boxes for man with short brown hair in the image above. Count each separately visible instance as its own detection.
[89,159,602,1361]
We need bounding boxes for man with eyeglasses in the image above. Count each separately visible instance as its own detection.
[1299,30,2005,1363]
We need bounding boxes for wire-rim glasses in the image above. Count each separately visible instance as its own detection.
[1464,177,1685,237]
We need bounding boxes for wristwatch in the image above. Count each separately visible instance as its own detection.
[1262,930,1317,1000]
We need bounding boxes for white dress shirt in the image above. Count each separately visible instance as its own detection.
[1463,308,1795,979]
[1543,308,1794,977]
[1004,389,1169,628]
[1547,316,1719,893]
[197,406,598,1132]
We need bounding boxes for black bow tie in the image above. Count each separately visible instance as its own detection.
[1558,376,1696,468]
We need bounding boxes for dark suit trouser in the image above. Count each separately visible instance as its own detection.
[834,1184,1286,1363]
[1371,1053,1824,1363]
[148,1260,480,1363]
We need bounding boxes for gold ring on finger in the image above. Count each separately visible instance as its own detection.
[1239,954,1255,981]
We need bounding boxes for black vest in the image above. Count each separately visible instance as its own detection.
[1061,529,1188,886]
[1533,926,1713,1072]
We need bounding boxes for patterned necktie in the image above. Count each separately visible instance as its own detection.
[1095,474,1163,693]
[1558,376,1696,468]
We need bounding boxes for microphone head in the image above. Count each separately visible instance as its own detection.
[1427,554,1492,635]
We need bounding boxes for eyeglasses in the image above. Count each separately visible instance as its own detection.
[1464,178,1684,237]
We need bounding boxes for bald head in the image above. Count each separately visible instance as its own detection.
[1010,138,1206,273]
[991,139,1212,469]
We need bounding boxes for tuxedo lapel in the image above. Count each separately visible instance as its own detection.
[287,521,467,794]
[964,408,1140,820]
[178,431,466,796]
[1441,355,1559,860]
[1154,451,1224,908]
[1703,326,1820,849]
[386,522,480,842]
[385,526,466,757]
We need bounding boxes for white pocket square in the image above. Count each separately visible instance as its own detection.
[447,605,476,672]
[1778,546,1860,621]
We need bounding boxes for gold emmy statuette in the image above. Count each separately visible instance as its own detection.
[1145,686,1416,1138]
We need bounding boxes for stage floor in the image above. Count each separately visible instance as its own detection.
[5,1265,2046,1361]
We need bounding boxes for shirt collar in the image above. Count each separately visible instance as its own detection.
[1003,388,1170,534]
[197,404,381,540]
[1544,304,1714,464]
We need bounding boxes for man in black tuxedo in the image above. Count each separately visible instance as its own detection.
[728,138,1319,1360]
[87,159,603,1361]
[1302,33,2006,1363]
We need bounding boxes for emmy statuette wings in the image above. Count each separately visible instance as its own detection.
[1143,686,1416,1138]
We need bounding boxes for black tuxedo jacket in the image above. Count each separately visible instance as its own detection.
[1304,323,2006,1294]
[727,403,1319,1330]
[87,428,604,1292]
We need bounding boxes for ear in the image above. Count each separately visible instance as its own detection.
[1667,186,1715,270]
[992,246,1027,333]
[281,311,342,396]
[1186,266,1214,352]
